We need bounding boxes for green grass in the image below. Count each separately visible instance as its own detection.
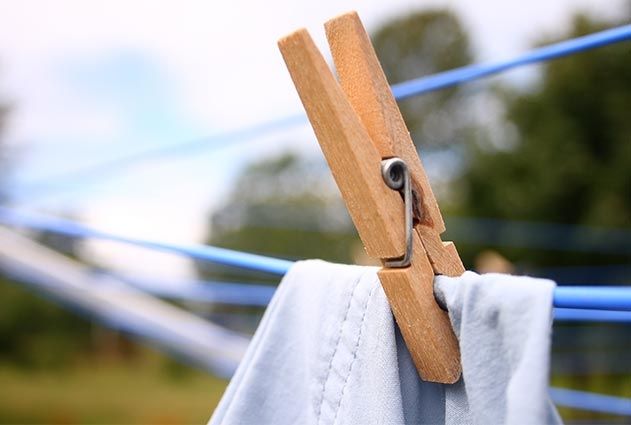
[0,354,228,425]
[2,361,630,424]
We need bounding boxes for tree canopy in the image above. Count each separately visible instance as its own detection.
[460,15,631,228]
[372,10,473,148]
[197,154,361,281]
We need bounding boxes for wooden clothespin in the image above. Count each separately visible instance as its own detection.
[278,11,465,383]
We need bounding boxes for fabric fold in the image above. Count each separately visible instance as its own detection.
[210,260,561,425]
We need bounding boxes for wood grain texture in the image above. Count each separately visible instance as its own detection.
[378,232,461,383]
[278,29,405,259]
[325,11,465,277]
[325,11,444,233]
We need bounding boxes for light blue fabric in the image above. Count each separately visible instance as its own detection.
[210,260,562,425]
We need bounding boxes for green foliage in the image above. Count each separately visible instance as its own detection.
[198,153,360,281]
[0,218,94,368]
[0,278,93,368]
[0,74,95,368]
[212,153,349,237]
[208,227,358,264]
[0,355,227,424]
[457,14,631,266]
[372,10,473,148]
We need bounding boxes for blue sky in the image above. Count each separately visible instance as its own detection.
[13,50,202,198]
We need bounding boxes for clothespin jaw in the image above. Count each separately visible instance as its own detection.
[279,11,464,383]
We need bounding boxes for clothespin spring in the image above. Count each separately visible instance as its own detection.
[381,158,414,268]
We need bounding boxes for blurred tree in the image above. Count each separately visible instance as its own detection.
[372,10,474,148]
[0,78,95,368]
[36,218,83,258]
[197,153,361,282]
[0,282,93,368]
[0,224,96,368]
[454,15,631,423]
[456,14,631,266]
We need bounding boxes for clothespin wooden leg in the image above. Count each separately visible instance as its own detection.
[279,13,462,384]
[324,12,465,279]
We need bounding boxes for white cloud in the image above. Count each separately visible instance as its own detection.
[78,196,209,279]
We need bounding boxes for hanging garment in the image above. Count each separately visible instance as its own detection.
[209,260,562,425]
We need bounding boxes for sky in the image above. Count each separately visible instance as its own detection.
[0,0,626,278]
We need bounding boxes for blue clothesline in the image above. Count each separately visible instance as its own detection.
[553,308,631,324]
[16,114,307,199]
[107,273,631,323]
[1,207,629,312]
[106,272,276,307]
[15,23,631,198]
[549,388,631,416]
[554,286,631,311]
[0,207,293,275]
[444,217,631,255]
[391,23,631,100]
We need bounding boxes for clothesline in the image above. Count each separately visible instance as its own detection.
[549,388,631,417]
[1,207,629,312]
[1,205,629,268]
[391,23,631,99]
[14,23,631,198]
[103,272,631,323]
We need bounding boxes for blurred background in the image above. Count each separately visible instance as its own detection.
[0,0,630,423]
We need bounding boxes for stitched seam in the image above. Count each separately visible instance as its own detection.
[331,279,379,425]
[315,272,364,423]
